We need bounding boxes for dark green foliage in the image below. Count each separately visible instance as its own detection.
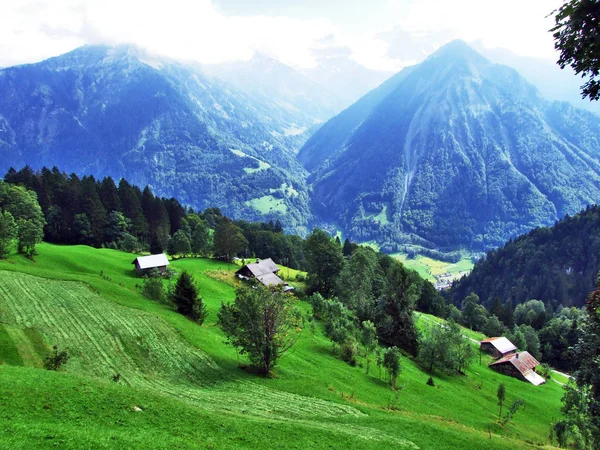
[426,377,435,387]
[217,286,302,375]
[142,277,167,304]
[336,247,378,321]
[172,271,207,324]
[375,261,420,356]
[552,0,600,100]
[0,211,17,258]
[168,230,192,257]
[213,219,247,262]
[450,205,600,308]
[420,320,474,374]
[552,382,597,449]
[0,181,45,257]
[304,228,344,297]
[191,220,212,256]
[44,345,69,371]
[360,320,377,374]
[556,275,600,446]
[4,167,309,272]
[382,346,402,389]
[461,293,488,331]
[497,383,506,420]
[339,338,359,366]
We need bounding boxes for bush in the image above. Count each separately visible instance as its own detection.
[142,277,167,303]
[426,376,435,386]
[44,345,69,371]
[339,338,358,366]
[295,273,306,282]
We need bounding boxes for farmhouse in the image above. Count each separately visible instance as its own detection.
[236,258,293,291]
[489,351,546,385]
[132,254,170,275]
[480,337,517,358]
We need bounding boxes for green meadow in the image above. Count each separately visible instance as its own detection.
[392,253,474,283]
[0,244,562,449]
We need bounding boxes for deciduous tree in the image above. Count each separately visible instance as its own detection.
[218,285,302,375]
[552,1,600,100]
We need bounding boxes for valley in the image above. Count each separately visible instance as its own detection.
[1,6,600,448]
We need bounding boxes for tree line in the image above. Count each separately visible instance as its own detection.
[3,166,307,268]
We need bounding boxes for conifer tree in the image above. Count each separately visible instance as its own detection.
[172,271,207,324]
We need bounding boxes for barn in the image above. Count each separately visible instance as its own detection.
[132,254,170,275]
[480,337,517,359]
[489,351,546,385]
[236,258,293,291]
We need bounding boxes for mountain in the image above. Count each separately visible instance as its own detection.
[449,204,600,309]
[202,52,345,142]
[472,42,600,115]
[0,45,322,234]
[300,40,600,252]
[301,50,394,109]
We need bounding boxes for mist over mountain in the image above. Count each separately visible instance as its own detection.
[301,46,394,109]
[300,40,600,251]
[472,42,600,115]
[202,52,345,142]
[0,44,325,234]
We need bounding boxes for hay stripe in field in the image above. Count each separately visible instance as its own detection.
[3,326,44,368]
[0,324,23,366]
[0,271,366,422]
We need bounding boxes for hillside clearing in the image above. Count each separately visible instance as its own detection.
[0,244,563,449]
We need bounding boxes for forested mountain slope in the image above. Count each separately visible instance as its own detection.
[300,40,600,251]
[449,204,600,308]
[0,45,326,234]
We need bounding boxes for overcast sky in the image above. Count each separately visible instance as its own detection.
[0,0,563,71]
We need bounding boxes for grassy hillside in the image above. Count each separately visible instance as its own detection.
[0,244,563,449]
[392,253,474,283]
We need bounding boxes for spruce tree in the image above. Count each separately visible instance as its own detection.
[172,271,207,324]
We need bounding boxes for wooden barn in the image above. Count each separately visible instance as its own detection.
[489,351,546,385]
[132,254,170,275]
[236,258,293,291]
[480,337,517,359]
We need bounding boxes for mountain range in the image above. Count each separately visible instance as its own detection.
[0,45,330,235]
[301,40,600,252]
[2,41,600,252]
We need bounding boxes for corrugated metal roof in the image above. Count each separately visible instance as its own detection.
[490,351,540,374]
[480,337,516,354]
[257,272,284,286]
[523,370,546,386]
[132,254,170,270]
[240,258,280,277]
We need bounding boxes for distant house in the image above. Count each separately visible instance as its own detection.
[132,254,170,275]
[490,351,546,385]
[236,258,294,291]
[480,337,517,359]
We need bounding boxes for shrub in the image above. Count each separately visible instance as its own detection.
[142,277,166,303]
[339,338,359,366]
[44,345,69,371]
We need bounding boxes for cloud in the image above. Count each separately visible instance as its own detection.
[388,0,563,60]
[0,0,339,68]
[0,0,564,70]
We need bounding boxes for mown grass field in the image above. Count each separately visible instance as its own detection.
[245,195,288,214]
[0,243,563,449]
[392,253,474,282]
